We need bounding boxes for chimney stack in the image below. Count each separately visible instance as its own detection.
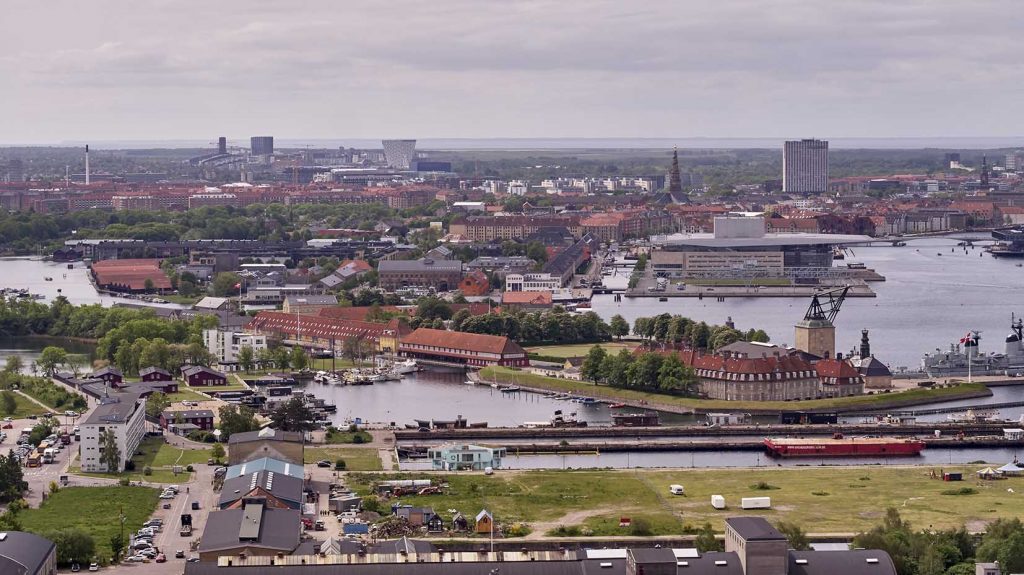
[85,145,90,185]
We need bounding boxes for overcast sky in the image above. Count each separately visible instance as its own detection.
[2,0,1023,144]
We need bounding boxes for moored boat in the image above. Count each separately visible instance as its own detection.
[763,435,925,458]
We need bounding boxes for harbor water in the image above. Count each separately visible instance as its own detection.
[593,238,1024,370]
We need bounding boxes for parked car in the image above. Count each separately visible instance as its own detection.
[159,491,175,499]
[317,460,331,468]
[175,550,185,559]
[89,563,99,572]
[64,410,78,417]
[155,554,166,563]
[125,555,147,563]
[139,549,158,558]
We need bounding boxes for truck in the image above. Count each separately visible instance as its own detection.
[180,514,193,537]
[741,497,771,509]
[42,448,55,464]
[60,433,71,445]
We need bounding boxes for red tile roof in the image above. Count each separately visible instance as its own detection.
[247,312,401,341]
[91,259,172,290]
[400,328,525,356]
[501,291,553,305]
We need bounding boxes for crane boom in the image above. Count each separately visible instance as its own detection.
[803,286,849,324]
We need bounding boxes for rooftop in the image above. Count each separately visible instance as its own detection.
[0,531,56,575]
[82,393,143,425]
[653,232,872,249]
[400,328,526,357]
[726,516,787,541]
[197,504,300,554]
[378,259,463,272]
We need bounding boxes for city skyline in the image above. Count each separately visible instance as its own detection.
[2,1,1024,143]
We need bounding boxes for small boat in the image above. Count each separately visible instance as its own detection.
[392,359,419,374]
[658,296,668,302]
[43,277,53,281]
[608,403,627,409]
[500,386,521,393]
[464,380,476,385]
[490,383,501,389]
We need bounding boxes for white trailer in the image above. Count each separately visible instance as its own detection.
[741,496,771,509]
[711,494,726,509]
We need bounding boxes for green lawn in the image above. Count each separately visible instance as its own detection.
[347,466,1024,537]
[480,366,990,413]
[133,436,211,468]
[310,358,359,370]
[1,392,51,418]
[166,389,212,402]
[305,447,382,471]
[17,379,87,411]
[525,342,639,359]
[20,486,160,561]
[325,428,373,444]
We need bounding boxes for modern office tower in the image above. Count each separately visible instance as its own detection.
[382,139,417,169]
[783,139,828,193]
[218,137,227,155]
[250,136,274,156]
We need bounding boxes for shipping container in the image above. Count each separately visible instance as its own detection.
[711,495,726,509]
[741,497,771,509]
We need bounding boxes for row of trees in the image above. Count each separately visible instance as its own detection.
[854,508,1024,575]
[633,313,769,351]
[455,309,615,345]
[580,347,698,394]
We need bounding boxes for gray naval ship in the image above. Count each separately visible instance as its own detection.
[921,315,1024,376]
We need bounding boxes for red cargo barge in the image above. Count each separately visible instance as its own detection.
[764,436,926,458]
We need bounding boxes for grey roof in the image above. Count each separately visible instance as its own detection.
[726,517,786,541]
[789,550,898,575]
[182,365,226,378]
[0,531,55,575]
[718,341,790,358]
[628,548,676,564]
[654,232,872,249]
[855,356,892,377]
[164,409,215,420]
[90,366,123,377]
[319,274,345,288]
[378,259,462,272]
[226,457,305,480]
[229,428,304,445]
[82,393,143,425]
[140,366,172,378]
[369,537,436,555]
[285,294,339,306]
[219,470,304,508]
[197,506,301,554]
[181,548,893,575]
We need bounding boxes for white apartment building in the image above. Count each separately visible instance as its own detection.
[505,273,562,292]
[507,181,528,196]
[79,393,146,472]
[203,328,268,369]
[783,139,829,193]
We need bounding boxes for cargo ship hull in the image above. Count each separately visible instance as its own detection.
[763,437,925,458]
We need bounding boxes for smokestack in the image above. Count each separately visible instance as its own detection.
[85,145,90,185]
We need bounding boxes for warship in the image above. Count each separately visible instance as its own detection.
[920,315,1024,376]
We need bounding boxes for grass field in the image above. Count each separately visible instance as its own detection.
[166,389,211,403]
[348,466,1024,536]
[20,486,160,561]
[525,342,639,359]
[479,366,990,413]
[305,447,382,471]
[325,429,373,444]
[1,392,51,418]
[132,436,211,468]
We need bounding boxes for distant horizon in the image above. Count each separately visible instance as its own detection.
[2,136,1024,151]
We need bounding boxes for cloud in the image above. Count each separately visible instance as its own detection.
[0,0,1023,141]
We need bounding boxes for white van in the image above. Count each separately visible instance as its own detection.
[669,484,685,495]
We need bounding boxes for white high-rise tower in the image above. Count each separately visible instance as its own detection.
[783,139,828,193]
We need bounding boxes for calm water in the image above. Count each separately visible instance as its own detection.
[593,238,1024,370]
[0,257,188,308]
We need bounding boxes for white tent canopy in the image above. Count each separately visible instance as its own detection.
[998,462,1024,473]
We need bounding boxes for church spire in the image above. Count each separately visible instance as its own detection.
[668,147,683,194]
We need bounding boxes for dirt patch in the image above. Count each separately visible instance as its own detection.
[525,506,637,540]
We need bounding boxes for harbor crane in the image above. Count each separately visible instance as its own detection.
[802,286,850,324]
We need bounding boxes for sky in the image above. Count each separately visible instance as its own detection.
[2,0,1024,144]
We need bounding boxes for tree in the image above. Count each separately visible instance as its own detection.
[417,296,453,321]
[451,309,472,331]
[3,355,22,374]
[270,396,316,432]
[109,533,126,563]
[609,315,629,340]
[99,428,121,473]
[144,278,155,291]
[580,346,607,382]
[775,521,810,551]
[290,346,309,371]
[37,346,68,375]
[238,345,255,373]
[211,272,243,297]
[45,528,96,566]
[0,391,16,416]
[217,405,260,440]
[0,450,27,503]
[210,443,226,462]
[145,392,171,419]
[694,522,722,552]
